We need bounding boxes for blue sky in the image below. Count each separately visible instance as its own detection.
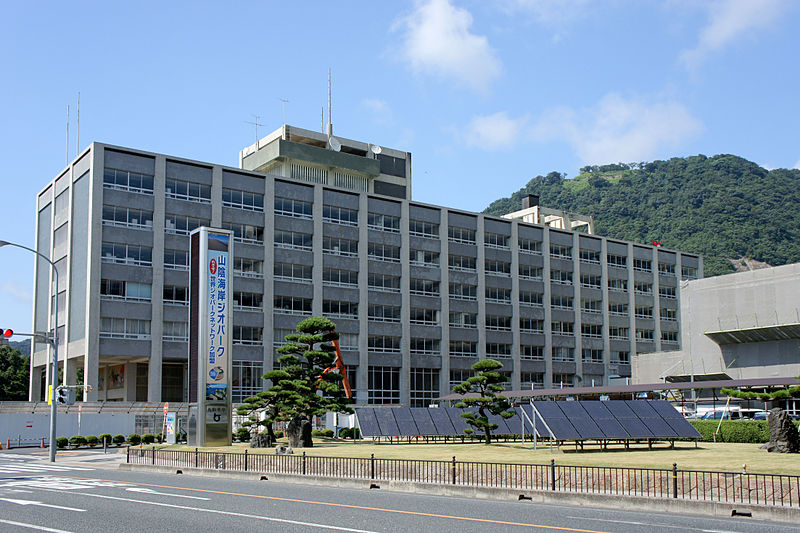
[1,0,798,333]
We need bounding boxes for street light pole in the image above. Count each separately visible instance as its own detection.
[0,240,60,462]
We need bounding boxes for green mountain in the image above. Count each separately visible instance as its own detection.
[483,154,800,277]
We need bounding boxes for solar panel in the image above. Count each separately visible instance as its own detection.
[616,417,654,438]
[604,400,637,418]
[519,405,548,434]
[569,416,606,440]
[664,417,702,438]
[393,408,420,436]
[543,418,582,440]
[373,408,400,436]
[581,400,614,420]
[410,407,437,435]
[638,416,678,437]
[594,417,630,439]
[532,400,568,418]
[626,400,659,419]
[649,400,685,419]
[354,408,382,437]
[445,407,471,434]
[558,401,591,418]
[487,411,516,434]
[427,407,456,435]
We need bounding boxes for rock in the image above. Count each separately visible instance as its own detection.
[250,433,273,448]
[275,444,293,455]
[766,408,800,453]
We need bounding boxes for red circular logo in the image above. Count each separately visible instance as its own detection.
[209,259,217,274]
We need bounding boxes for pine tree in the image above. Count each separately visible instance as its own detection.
[452,358,514,445]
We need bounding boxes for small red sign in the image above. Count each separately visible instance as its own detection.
[209,259,217,274]
[163,402,169,415]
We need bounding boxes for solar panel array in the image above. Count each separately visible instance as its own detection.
[354,400,700,441]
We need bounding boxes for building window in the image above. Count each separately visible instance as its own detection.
[164,249,189,270]
[633,258,652,272]
[233,291,263,310]
[368,366,400,405]
[410,307,439,326]
[102,205,153,229]
[449,282,477,300]
[552,347,574,362]
[323,300,358,320]
[448,254,476,272]
[608,303,628,316]
[521,345,544,360]
[367,242,400,263]
[661,307,678,321]
[337,333,359,351]
[410,278,439,296]
[103,168,154,194]
[166,215,208,235]
[521,372,545,389]
[166,178,210,203]
[580,274,602,289]
[53,223,69,249]
[550,270,573,285]
[520,318,544,334]
[636,328,655,341]
[367,213,400,233]
[661,331,679,343]
[612,351,630,364]
[232,361,263,403]
[100,279,151,301]
[274,262,311,283]
[273,329,295,347]
[101,242,152,266]
[609,326,629,340]
[581,324,602,339]
[485,259,511,277]
[449,340,477,357]
[551,295,573,310]
[582,348,603,362]
[223,222,264,244]
[409,219,439,238]
[163,285,188,305]
[634,281,653,295]
[635,306,653,319]
[274,197,311,219]
[519,239,541,254]
[368,304,401,323]
[551,321,574,335]
[519,265,543,280]
[486,343,512,358]
[607,254,627,268]
[659,262,676,276]
[99,317,151,340]
[681,266,698,280]
[486,315,511,331]
[552,373,574,387]
[233,326,263,345]
[323,205,358,226]
[486,287,511,303]
[274,296,312,316]
[582,299,602,314]
[275,230,312,251]
[550,244,572,260]
[368,335,400,353]
[410,368,439,407]
[608,278,627,292]
[449,311,477,328]
[579,249,600,264]
[368,273,400,293]
[410,249,439,266]
[448,226,475,244]
[222,188,264,212]
[410,338,440,355]
[659,286,677,299]
[485,232,509,249]
[323,236,358,257]
[519,291,543,307]
[323,267,358,288]
[234,257,264,278]
[163,321,189,342]
[450,369,475,389]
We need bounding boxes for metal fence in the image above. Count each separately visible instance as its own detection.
[127,447,800,508]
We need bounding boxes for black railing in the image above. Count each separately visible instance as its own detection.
[127,447,800,508]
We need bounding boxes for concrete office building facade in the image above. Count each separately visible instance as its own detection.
[30,125,702,405]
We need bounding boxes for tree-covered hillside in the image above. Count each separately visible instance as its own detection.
[483,155,800,276]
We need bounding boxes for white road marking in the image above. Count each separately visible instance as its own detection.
[567,515,744,532]
[125,487,210,500]
[0,497,86,512]
[45,489,381,533]
[0,518,74,533]
[0,476,129,491]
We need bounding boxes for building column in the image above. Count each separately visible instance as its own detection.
[439,209,451,398]
[83,144,104,402]
[509,220,521,390]
[399,202,411,405]
[357,193,369,404]
[542,227,553,387]
[148,155,167,402]
[572,232,584,385]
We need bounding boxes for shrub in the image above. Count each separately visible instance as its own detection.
[98,434,112,446]
[69,435,87,447]
[235,427,251,442]
[689,420,770,443]
[322,428,334,438]
[338,427,359,439]
[112,434,125,445]
[141,433,156,444]
[274,429,284,439]
[127,433,141,446]
[85,435,99,447]
[56,436,68,448]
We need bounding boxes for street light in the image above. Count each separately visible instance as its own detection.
[0,240,60,462]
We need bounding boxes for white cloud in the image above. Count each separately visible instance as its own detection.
[1,282,31,305]
[793,160,800,170]
[396,0,501,92]
[680,0,787,69]
[361,98,394,124]
[530,93,704,164]
[501,0,593,24]
[464,112,528,150]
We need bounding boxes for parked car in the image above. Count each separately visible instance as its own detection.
[700,410,743,420]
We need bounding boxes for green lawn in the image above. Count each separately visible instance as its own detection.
[151,439,800,476]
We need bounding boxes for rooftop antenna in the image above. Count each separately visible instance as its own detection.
[76,91,80,157]
[66,104,70,166]
[244,114,263,145]
[321,107,324,133]
[279,97,289,124]
[327,68,333,137]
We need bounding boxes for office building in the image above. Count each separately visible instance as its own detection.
[30,125,702,405]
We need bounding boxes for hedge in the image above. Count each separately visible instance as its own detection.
[688,420,800,443]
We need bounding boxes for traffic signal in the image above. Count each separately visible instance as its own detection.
[55,387,75,405]
[1,328,12,338]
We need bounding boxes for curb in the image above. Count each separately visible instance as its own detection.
[119,463,800,524]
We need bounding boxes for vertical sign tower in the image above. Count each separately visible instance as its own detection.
[189,227,233,446]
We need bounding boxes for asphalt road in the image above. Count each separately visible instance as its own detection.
[0,450,794,533]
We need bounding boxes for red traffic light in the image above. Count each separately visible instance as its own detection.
[2,329,12,338]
